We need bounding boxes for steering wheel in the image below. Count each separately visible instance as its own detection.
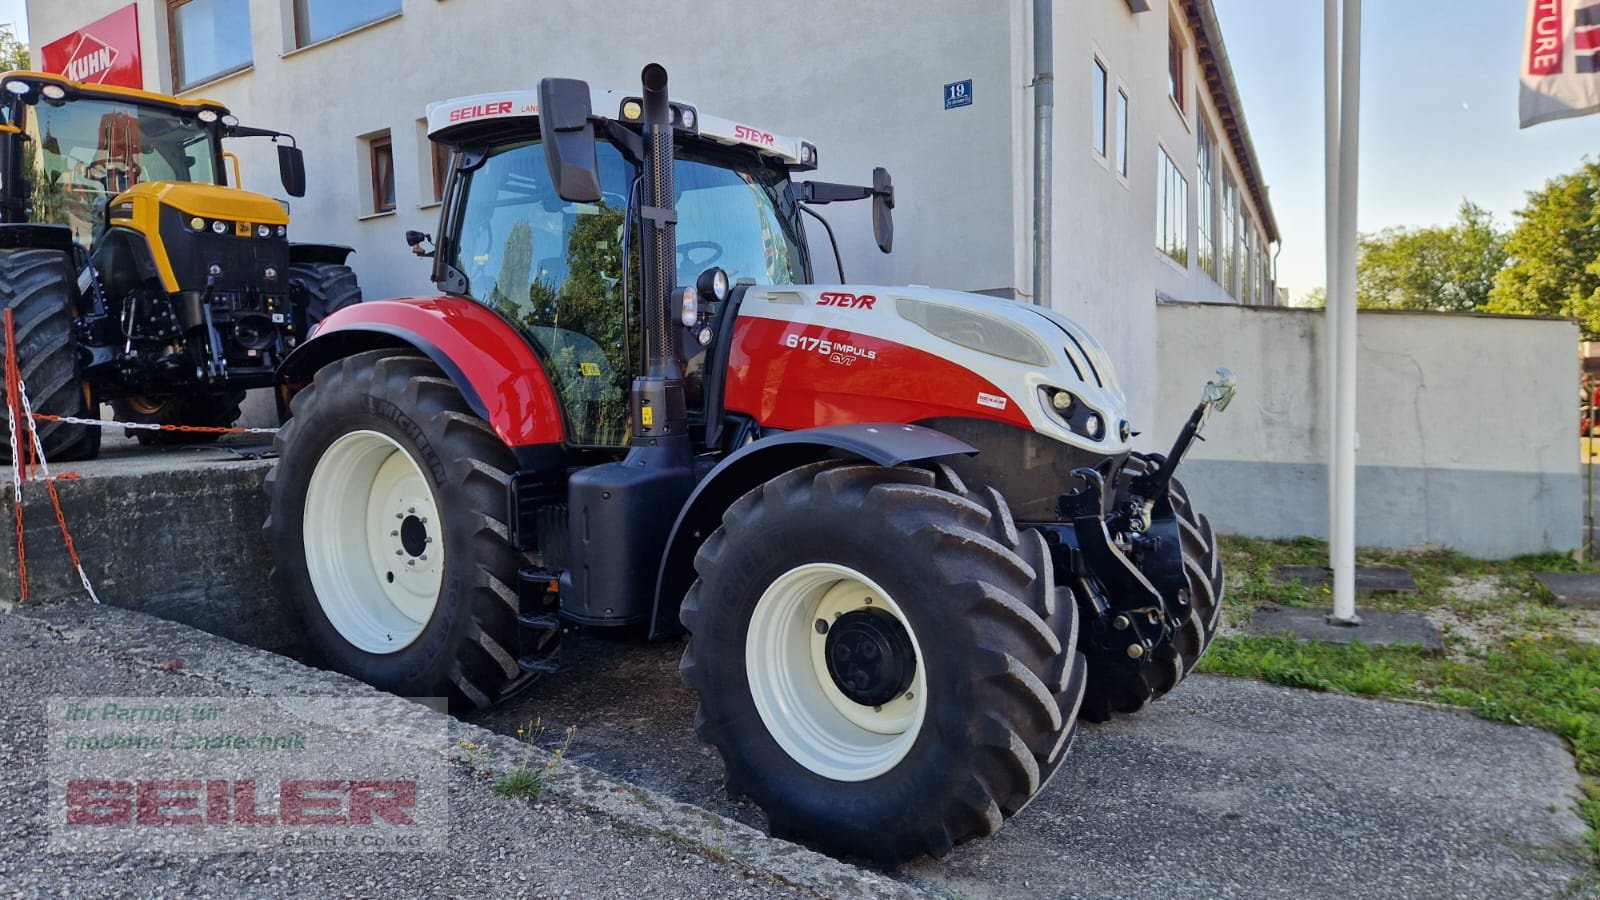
[677,241,723,271]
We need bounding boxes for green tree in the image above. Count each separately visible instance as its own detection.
[0,27,28,73]
[1485,159,1600,337]
[1355,200,1507,312]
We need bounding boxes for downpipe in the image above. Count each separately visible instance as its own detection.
[1039,370,1238,667]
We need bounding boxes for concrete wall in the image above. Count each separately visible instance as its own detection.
[1152,303,1581,558]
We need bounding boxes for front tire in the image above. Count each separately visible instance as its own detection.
[289,262,362,325]
[680,461,1085,861]
[265,350,532,711]
[111,392,245,445]
[0,248,99,462]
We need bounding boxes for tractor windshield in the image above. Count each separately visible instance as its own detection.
[448,136,806,446]
[21,96,221,245]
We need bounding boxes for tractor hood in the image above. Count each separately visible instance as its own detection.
[116,181,290,226]
[731,283,1132,454]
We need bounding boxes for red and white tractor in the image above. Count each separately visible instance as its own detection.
[266,65,1233,861]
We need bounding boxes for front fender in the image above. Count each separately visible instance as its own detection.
[648,423,977,639]
[278,296,564,447]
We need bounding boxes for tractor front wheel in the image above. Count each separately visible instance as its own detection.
[265,350,532,710]
[0,248,99,463]
[111,392,245,445]
[289,262,362,325]
[680,461,1085,861]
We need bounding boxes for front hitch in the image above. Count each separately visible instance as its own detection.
[1130,367,1236,505]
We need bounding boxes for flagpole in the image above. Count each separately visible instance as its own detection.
[1331,0,1362,625]
[1323,0,1340,582]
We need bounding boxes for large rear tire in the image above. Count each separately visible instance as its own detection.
[0,248,99,463]
[111,392,245,445]
[1077,453,1225,722]
[265,350,533,711]
[680,461,1086,862]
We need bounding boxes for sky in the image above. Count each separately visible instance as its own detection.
[0,0,22,44]
[1213,0,1599,303]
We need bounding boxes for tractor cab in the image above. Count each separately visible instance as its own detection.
[423,89,818,447]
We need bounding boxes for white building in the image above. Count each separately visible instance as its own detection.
[26,0,1279,427]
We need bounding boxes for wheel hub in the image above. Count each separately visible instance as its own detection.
[399,514,428,557]
[824,608,916,707]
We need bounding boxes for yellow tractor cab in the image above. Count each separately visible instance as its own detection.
[0,71,359,460]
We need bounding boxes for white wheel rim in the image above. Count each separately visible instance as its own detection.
[746,563,927,782]
[303,430,444,654]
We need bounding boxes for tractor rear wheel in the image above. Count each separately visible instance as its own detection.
[265,350,533,711]
[289,262,362,324]
[680,460,1085,861]
[1077,453,1225,722]
[0,248,99,463]
[112,392,245,445]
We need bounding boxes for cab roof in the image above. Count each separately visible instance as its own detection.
[0,70,230,117]
[425,88,817,169]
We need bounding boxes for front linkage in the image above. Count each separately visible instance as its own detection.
[1038,369,1237,719]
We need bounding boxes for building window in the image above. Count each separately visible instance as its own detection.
[1196,119,1215,279]
[1243,217,1256,304]
[1091,59,1108,158]
[1220,171,1238,296]
[1156,148,1189,266]
[1168,22,1186,114]
[169,0,252,90]
[294,0,400,48]
[1116,89,1129,176]
[369,134,395,214]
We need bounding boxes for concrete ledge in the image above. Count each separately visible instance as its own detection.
[6,602,914,899]
[1,441,295,653]
[1245,604,1445,653]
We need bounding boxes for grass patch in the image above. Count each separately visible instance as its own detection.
[490,768,545,799]
[1204,537,1600,871]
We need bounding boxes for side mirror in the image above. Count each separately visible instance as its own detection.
[872,166,894,254]
[538,77,602,204]
[278,144,306,198]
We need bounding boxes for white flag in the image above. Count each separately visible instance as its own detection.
[1521,0,1600,128]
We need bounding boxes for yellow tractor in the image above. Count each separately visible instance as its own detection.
[0,71,359,460]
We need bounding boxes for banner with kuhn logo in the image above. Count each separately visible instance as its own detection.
[47,696,447,853]
[39,4,143,90]
[1522,0,1600,127]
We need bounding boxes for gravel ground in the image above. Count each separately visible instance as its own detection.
[0,604,910,899]
[475,632,1595,899]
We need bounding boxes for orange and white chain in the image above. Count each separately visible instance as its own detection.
[31,413,279,436]
[14,363,100,604]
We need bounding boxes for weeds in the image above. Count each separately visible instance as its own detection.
[490,718,578,800]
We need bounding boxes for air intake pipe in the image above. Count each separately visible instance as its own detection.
[632,63,687,440]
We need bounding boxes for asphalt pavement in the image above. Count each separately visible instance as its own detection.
[1,598,1591,899]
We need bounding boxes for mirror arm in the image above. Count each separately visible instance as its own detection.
[603,120,645,164]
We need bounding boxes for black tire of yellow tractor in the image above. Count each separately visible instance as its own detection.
[0,248,99,463]
[679,460,1086,863]
[111,392,245,445]
[1077,452,1225,723]
[289,262,362,324]
[265,350,535,712]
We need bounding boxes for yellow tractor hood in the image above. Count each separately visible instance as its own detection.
[119,181,290,226]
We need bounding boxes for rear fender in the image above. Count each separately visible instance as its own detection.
[278,296,564,447]
[648,423,976,638]
[288,242,355,266]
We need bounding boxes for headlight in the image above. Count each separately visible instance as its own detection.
[257,224,271,238]
[895,298,1051,367]
[211,220,228,235]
